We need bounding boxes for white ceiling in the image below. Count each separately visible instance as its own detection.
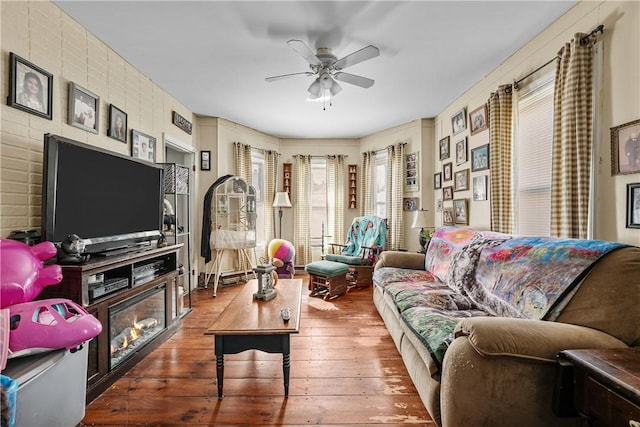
[54,1,577,139]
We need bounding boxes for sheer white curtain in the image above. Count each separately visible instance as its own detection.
[327,155,346,248]
[293,155,312,265]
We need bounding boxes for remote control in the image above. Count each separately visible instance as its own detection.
[281,307,290,322]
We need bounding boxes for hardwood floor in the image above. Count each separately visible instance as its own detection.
[80,275,434,426]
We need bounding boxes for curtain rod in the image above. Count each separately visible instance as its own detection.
[509,24,604,92]
[292,154,348,158]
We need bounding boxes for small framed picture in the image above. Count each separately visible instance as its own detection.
[7,52,53,120]
[108,104,127,143]
[439,136,450,160]
[627,183,640,228]
[201,150,211,171]
[405,151,419,192]
[443,162,453,182]
[469,104,489,135]
[436,199,443,212]
[403,197,418,211]
[473,175,488,201]
[455,137,468,166]
[131,129,156,162]
[454,169,469,192]
[443,207,454,226]
[451,107,467,135]
[453,199,468,225]
[443,186,454,201]
[471,144,490,172]
[434,172,442,189]
[611,119,640,175]
[68,82,99,133]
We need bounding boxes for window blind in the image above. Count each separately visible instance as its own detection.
[514,72,554,236]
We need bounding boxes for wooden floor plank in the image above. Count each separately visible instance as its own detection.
[80,275,433,426]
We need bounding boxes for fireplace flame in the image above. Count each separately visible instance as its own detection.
[111,317,159,355]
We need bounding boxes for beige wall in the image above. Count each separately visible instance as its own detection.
[0,0,194,237]
[433,0,640,245]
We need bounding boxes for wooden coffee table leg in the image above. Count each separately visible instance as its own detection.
[215,336,224,399]
[282,335,291,397]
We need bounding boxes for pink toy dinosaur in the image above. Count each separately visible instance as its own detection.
[0,239,63,309]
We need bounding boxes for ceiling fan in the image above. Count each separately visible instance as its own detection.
[265,39,380,99]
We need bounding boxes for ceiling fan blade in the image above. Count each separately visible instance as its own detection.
[333,45,380,70]
[333,72,375,89]
[287,39,321,67]
[265,72,314,82]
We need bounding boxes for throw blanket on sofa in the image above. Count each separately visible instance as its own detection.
[374,226,627,369]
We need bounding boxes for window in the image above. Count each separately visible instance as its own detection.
[251,150,265,249]
[514,71,555,236]
[373,151,387,217]
[310,158,328,257]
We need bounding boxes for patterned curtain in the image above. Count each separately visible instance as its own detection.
[488,85,514,234]
[360,151,374,215]
[386,143,405,250]
[264,150,278,248]
[551,33,595,238]
[233,142,251,182]
[327,155,346,249]
[293,155,312,265]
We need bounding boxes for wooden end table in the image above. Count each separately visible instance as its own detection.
[556,347,640,426]
[205,278,302,399]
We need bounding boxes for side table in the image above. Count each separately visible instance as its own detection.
[555,347,640,426]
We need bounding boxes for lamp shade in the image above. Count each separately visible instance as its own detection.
[411,209,430,229]
[273,191,292,208]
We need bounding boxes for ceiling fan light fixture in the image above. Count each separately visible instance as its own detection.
[319,72,333,89]
[330,80,342,97]
[308,79,322,97]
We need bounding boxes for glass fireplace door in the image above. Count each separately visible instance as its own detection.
[109,284,167,369]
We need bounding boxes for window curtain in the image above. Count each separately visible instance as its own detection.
[264,150,278,248]
[488,85,514,234]
[293,155,312,265]
[360,151,374,215]
[550,33,595,239]
[233,142,251,183]
[327,155,346,249]
[386,143,405,250]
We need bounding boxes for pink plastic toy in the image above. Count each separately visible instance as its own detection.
[0,238,62,309]
[8,298,102,355]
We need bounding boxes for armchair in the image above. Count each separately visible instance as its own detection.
[325,215,388,288]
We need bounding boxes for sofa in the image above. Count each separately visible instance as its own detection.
[372,226,640,427]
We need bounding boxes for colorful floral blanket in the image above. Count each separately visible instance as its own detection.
[336,215,387,259]
[373,226,627,369]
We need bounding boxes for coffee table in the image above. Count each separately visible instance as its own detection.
[205,278,302,399]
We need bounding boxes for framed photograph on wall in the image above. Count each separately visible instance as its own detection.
[453,199,468,225]
[443,162,453,182]
[405,151,419,192]
[434,172,442,189]
[131,129,156,162]
[454,169,469,192]
[611,119,640,175]
[201,150,211,171]
[403,197,418,211]
[436,199,443,212]
[471,144,490,172]
[439,136,450,160]
[469,103,489,135]
[68,82,99,133]
[443,207,454,226]
[443,186,454,201]
[451,107,467,135]
[455,137,468,166]
[7,52,53,120]
[473,175,488,201]
[627,183,640,228]
[108,104,127,143]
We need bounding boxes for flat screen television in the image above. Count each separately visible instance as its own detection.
[42,133,164,255]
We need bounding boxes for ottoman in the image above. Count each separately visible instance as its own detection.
[304,260,349,300]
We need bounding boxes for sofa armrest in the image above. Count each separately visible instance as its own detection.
[374,251,426,271]
[455,317,628,362]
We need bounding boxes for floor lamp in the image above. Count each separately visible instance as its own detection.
[273,192,292,239]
